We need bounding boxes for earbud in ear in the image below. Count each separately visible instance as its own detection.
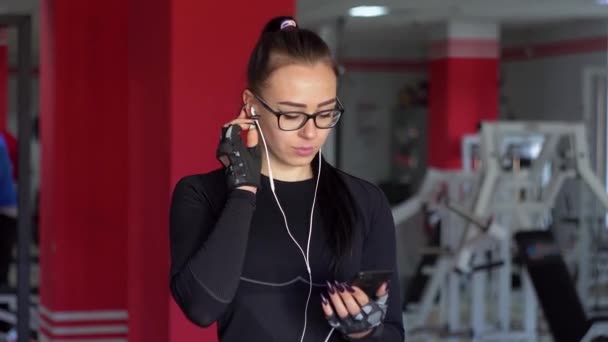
[250,106,258,118]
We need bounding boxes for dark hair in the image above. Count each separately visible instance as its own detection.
[248,16,359,273]
[247,16,339,93]
[312,154,360,273]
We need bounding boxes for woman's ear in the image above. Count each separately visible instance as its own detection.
[242,89,255,108]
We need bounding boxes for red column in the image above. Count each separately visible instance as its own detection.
[41,0,294,342]
[0,28,7,130]
[40,0,129,340]
[428,21,499,169]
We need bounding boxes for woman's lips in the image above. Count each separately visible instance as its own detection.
[294,146,315,157]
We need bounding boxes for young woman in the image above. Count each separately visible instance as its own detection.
[169,16,405,342]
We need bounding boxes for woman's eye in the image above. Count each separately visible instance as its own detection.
[283,113,302,120]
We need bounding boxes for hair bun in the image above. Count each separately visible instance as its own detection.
[263,16,298,33]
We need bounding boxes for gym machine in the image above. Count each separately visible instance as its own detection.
[398,121,608,341]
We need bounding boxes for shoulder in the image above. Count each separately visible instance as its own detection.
[174,168,224,190]
[333,168,391,221]
[335,168,388,206]
[172,168,228,207]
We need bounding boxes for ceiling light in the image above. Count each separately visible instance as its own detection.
[597,0,608,4]
[348,6,389,17]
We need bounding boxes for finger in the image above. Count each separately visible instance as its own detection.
[246,122,258,148]
[327,282,349,319]
[223,118,255,126]
[224,117,258,147]
[336,282,364,317]
[346,284,370,307]
[237,106,247,119]
[223,119,256,131]
[376,281,389,298]
[320,293,333,317]
[322,296,342,330]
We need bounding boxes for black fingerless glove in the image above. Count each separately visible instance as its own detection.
[326,293,389,339]
[216,125,261,190]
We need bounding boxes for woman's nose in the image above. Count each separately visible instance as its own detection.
[299,118,318,139]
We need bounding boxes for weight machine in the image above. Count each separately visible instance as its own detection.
[400,121,608,341]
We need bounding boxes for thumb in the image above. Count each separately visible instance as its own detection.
[249,144,261,158]
[375,282,388,298]
[246,123,259,148]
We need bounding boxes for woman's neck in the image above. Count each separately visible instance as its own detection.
[260,155,313,182]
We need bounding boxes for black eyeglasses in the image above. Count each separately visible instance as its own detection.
[253,93,344,131]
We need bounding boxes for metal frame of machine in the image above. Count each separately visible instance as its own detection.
[400,121,608,341]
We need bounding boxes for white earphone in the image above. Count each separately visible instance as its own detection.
[249,105,331,342]
[250,105,259,119]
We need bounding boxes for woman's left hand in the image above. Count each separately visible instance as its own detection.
[321,281,389,340]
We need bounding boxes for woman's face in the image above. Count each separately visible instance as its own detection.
[248,62,339,170]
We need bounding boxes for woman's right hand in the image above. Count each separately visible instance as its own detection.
[321,281,389,339]
[216,107,261,193]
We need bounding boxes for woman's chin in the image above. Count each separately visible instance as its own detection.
[270,150,319,169]
[288,153,318,166]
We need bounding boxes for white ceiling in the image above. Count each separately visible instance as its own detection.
[298,0,608,25]
[1,0,608,65]
[298,0,608,48]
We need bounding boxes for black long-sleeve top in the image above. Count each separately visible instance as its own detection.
[169,168,405,341]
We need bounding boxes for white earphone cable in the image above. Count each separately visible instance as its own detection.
[323,328,335,342]
[253,115,321,342]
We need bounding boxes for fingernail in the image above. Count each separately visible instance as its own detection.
[345,283,356,293]
[326,281,335,295]
[334,281,345,293]
[320,293,328,305]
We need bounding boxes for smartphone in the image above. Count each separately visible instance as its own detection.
[350,270,392,297]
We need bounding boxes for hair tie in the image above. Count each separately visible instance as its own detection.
[280,19,297,30]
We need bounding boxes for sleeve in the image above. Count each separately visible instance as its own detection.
[169,176,257,327]
[356,185,405,341]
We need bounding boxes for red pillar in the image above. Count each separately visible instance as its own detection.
[0,28,7,130]
[40,0,129,340]
[41,0,294,342]
[428,21,499,169]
